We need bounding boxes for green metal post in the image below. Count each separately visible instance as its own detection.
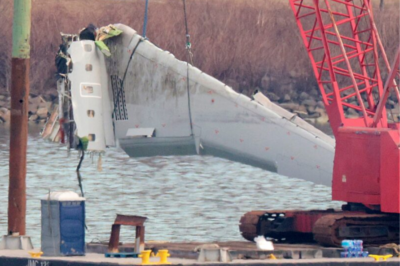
[8,0,31,236]
[12,0,31,59]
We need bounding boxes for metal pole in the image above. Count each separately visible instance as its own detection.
[142,0,149,38]
[8,0,31,236]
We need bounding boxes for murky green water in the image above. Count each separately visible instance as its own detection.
[0,124,341,248]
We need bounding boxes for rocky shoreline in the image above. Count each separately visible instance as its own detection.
[0,89,398,134]
[264,91,399,124]
[0,90,331,127]
[0,93,57,124]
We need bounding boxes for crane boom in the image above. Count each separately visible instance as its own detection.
[289,0,399,134]
[288,0,400,213]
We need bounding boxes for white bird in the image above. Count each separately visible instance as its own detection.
[254,236,274,251]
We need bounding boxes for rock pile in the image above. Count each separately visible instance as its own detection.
[246,72,400,126]
[0,92,57,124]
[0,87,398,128]
[260,88,400,126]
[264,90,330,125]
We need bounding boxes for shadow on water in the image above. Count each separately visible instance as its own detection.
[0,124,341,248]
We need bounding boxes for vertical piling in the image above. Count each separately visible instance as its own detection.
[8,0,32,236]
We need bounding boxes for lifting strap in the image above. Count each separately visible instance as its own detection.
[182,0,194,136]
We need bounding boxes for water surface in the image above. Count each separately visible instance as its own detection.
[0,124,341,247]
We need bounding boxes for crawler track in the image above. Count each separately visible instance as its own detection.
[239,211,266,242]
[239,210,400,246]
[313,213,400,246]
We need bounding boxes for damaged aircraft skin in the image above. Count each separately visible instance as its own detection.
[68,24,335,186]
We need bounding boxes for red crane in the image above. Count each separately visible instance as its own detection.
[239,0,400,246]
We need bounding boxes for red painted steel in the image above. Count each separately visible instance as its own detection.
[292,211,327,233]
[108,214,147,253]
[240,1,399,245]
[380,130,400,213]
[332,127,382,205]
[289,0,400,213]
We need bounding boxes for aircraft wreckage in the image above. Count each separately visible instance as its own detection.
[44,24,335,186]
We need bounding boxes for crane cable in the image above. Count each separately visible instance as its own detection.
[182,0,194,136]
[143,0,150,38]
[113,38,143,118]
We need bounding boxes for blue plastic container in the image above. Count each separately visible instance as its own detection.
[340,252,349,258]
[341,240,354,250]
[341,239,366,258]
[41,191,85,256]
